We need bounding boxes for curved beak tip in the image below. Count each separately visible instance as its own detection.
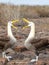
[22,25,29,30]
[22,18,29,23]
[12,24,18,30]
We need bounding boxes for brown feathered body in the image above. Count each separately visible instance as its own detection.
[30,38,49,51]
[0,37,13,51]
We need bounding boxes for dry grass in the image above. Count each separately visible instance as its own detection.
[0,3,49,24]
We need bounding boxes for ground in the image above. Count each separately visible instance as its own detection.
[0,18,49,65]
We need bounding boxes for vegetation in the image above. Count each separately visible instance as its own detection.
[0,3,49,23]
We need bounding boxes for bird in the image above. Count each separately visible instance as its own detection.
[22,18,49,63]
[1,20,19,61]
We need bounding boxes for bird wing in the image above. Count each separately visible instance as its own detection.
[31,38,48,50]
[31,38,41,44]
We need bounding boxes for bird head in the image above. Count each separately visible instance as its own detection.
[10,20,19,30]
[22,18,34,29]
[12,20,19,30]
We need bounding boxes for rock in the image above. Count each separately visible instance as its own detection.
[0,58,7,65]
[36,60,45,65]
[12,52,27,60]
[7,60,17,65]
[7,58,30,65]
[28,60,46,65]
[46,60,49,65]
[5,48,15,56]
[16,36,22,39]
[39,53,49,60]
[14,46,28,52]
[2,48,15,61]
[18,58,29,65]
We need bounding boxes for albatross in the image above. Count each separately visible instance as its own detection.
[22,18,49,63]
[2,20,18,61]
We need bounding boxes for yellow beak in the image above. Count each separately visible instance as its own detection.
[12,20,19,23]
[12,20,19,30]
[22,25,29,30]
[22,18,29,23]
[12,24,18,30]
[22,18,29,30]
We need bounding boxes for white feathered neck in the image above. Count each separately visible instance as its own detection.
[25,22,35,43]
[7,21,16,42]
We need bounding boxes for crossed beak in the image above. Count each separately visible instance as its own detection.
[12,20,19,30]
[10,18,29,30]
[22,18,29,29]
